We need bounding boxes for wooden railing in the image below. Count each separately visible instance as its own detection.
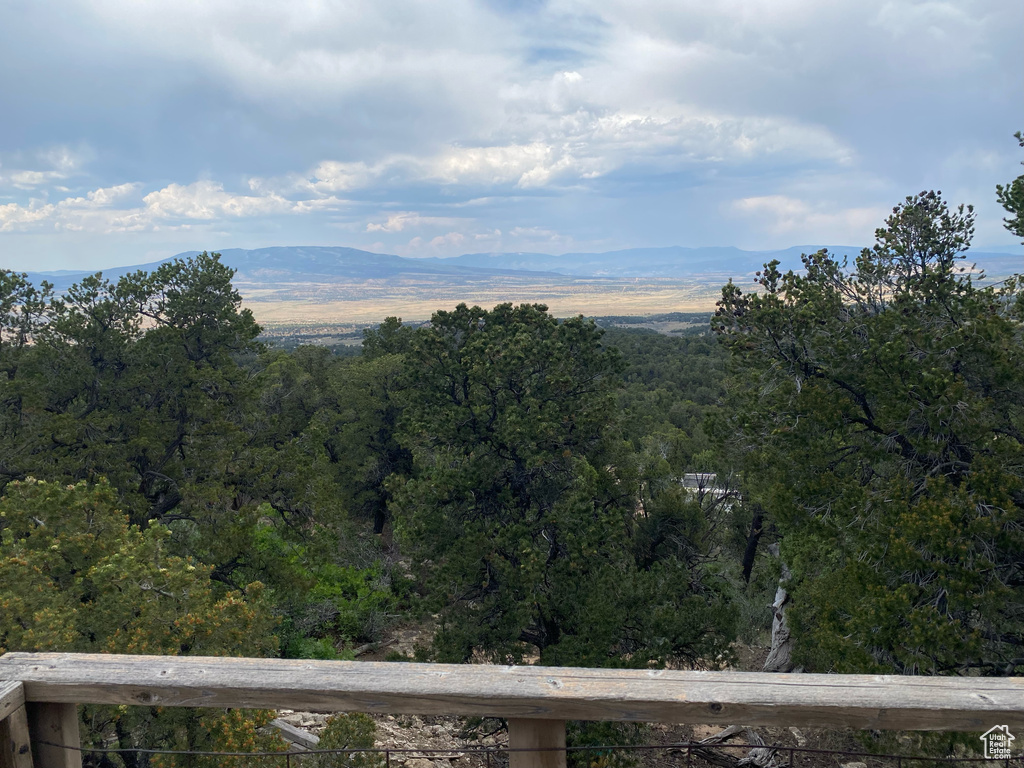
[1,652,1022,768]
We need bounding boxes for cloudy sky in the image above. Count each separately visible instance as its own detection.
[1,0,1021,271]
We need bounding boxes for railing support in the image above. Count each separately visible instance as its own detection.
[26,703,80,768]
[3,653,1023,731]
[1,681,32,768]
[0,705,34,768]
[508,718,566,768]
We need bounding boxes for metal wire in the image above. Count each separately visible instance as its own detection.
[35,739,1024,765]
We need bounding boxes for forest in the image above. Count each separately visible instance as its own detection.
[1,136,1022,762]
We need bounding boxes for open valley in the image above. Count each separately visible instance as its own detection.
[239,275,728,325]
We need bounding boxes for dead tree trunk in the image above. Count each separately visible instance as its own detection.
[695,543,794,767]
[762,542,794,673]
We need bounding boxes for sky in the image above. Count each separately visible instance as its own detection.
[0,0,1021,272]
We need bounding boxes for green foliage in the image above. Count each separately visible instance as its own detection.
[605,328,727,474]
[1,253,746,679]
[308,713,384,768]
[253,520,397,652]
[362,315,415,359]
[150,708,290,768]
[566,721,646,768]
[0,478,284,763]
[285,636,353,660]
[0,253,271,568]
[0,269,51,378]
[716,191,1024,674]
[0,478,278,656]
[996,131,1024,242]
[319,352,413,533]
[0,251,387,608]
[389,303,736,667]
[0,253,413,759]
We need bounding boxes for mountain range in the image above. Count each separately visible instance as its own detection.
[17,244,1023,293]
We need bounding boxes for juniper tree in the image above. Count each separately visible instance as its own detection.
[389,303,736,667]
[716,191,1024,674]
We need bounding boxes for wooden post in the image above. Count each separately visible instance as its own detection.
[0,682,32,768]
[26,704,80,768]
[0,683,25,723]
[508,718,566,768]
[0,706,34,768]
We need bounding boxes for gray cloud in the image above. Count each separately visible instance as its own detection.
[0,0,1020,270]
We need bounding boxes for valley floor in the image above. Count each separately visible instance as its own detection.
[240,277,728,324]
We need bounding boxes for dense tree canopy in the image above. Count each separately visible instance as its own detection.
[387,303,736,666]
[716,191,1024,674]
[6,157,1022,761]
[0,478,283,765]
[0,253,403,759]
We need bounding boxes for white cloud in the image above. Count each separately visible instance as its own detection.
[0,201,55,231]
[142,181,292,220]
[0,180,323,234]
[429,231,466,249]
[1,145,92,190]
[38,146,86,175]
[290,196,349,213]
[298,161,383,195]
[76,0,512,123]
[65,2,858,188]
[365,212,463,233]
[60,183,140,209]
[732,194,887,242]
[279,139,597,194]
[430,142,597,188]
[253,98,852,199]
[7,171,61,189]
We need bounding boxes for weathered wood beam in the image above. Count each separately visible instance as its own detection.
[0,683,24,724]
[0,653,1021,732]
[25,702,80,768]
[0,705,34,768]
[508,719,566,768]
[269,718,320,750]
[0,683,32,768]
[0,705,33,768]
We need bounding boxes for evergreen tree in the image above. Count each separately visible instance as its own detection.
[0,478,283,765]
[716,192,1024,674]
[996,131,1024,242]
[389,303,736,666]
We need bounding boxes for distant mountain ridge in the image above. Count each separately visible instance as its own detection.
[17,246,562,292]
[15,244,1022,292]
[423,245,871,277]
